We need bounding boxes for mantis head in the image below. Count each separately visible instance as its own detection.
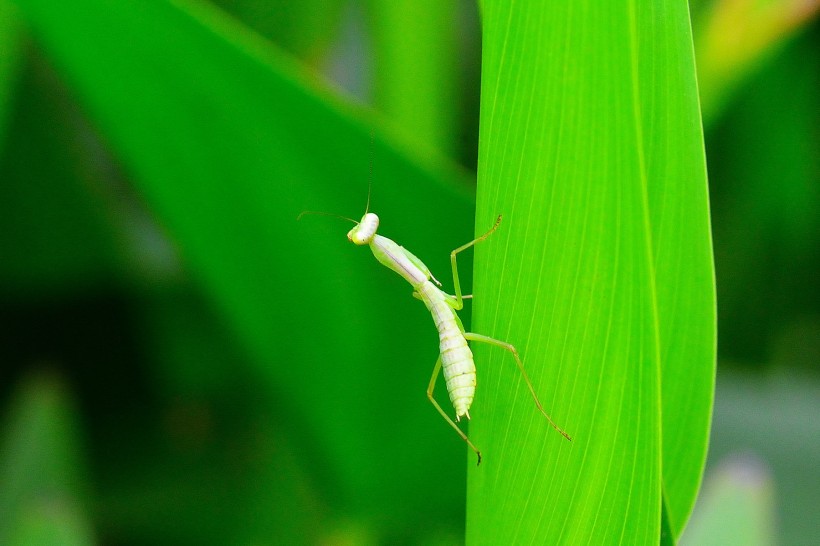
[347,212,379,245]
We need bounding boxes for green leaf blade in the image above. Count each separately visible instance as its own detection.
[469,1,714,543]
[637,1,716,536]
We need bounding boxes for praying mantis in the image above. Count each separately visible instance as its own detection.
[300,188,571,464]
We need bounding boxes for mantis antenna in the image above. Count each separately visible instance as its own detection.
[296,210,357,223]
[365,129,374,215]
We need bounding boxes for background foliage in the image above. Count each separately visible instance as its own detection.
[0,0,817,544]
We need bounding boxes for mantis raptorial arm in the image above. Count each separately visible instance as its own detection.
[449,216,503,310]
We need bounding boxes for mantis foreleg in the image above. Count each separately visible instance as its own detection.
[450,216,502,310]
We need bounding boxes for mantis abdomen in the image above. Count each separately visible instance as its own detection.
[419,280,476,420]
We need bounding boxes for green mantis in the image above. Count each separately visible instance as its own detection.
[300,163,570,463]
[343,209,571,464]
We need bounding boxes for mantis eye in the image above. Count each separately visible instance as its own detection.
[347,213,379,245]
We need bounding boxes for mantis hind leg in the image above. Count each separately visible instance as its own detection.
[464,332,572,441]
[449,216,502,310]
[427,357,482,465]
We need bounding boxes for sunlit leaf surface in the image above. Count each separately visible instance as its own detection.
[468,1,714,543]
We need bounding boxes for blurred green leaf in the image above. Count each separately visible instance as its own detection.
[693,0,820,124]
[7,504,95,546]
[10,0,476,534]
[705,371,820,544]
[212,0,346,60]
[468,1,714,543]
[0,0,23,145]
[0,53,125,296]
[708,29,820,364]
[369,0,461,154]
[0,373,94,546]
[680,455,776,546]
